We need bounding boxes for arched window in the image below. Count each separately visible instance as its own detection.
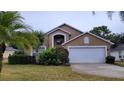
[84,36,90,44]
[54,35,64,45]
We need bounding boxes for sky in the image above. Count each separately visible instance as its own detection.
[20,11,124,33]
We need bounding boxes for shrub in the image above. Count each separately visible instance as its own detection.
[39,48,59,65]
[8,55,36,64]
[0,51,3,72]
[106,56,115,64]
[39,47,69,65]
[55,46,69,64]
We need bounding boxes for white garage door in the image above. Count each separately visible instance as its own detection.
[68,46,106,63]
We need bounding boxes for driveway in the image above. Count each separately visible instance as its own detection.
[71,63,124,79]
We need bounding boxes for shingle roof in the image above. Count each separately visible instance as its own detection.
[46,28,71,35]
[62,32,114,45]
[45,23,83,35]
[111,44,124,51]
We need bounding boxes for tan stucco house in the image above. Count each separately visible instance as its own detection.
[3,47,18,59]
[44,23,114,63]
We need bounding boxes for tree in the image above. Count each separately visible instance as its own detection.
[0,11,39,72]
[34,31,44,46]
[90,25,111,39]
[106,33,121,47]
[15,31,39,55]
[92,11,124,47]
[107,11,124,21]
[93,11,124,22]
[33,31,44,63]
[120,32,124,43]
[90,25,124,48]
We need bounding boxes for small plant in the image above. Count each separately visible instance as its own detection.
[106,56,115,64]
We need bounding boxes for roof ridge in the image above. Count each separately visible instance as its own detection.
[45,23,83,34]
[46,27,71,35]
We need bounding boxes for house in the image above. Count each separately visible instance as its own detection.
[3,47,18,59]
[111,44,124,61]
[44,23,114,63]
[32,45,46,56]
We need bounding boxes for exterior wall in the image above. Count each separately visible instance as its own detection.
[120,50,124,59]
[45,25,82,48]
[46,29,70,48]
[44,35,49,48]
[60,25,82,39]
[111,50,124,61]
[63,33,111,55]
[111,51,120,61]
[3,51,15,59]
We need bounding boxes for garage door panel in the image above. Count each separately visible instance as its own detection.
[69,47,106,63]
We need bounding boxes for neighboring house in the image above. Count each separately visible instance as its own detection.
[3,47,18,59]
[111,44,124,61]
[32,45,46,56]
[44,23,114,63]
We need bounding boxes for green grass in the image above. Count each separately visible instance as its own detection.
[0,62,124,81]
[115,61,124,67]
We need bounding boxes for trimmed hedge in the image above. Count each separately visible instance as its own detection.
[39,46,69,65]
[106,56,115,64]
[8,55,36,64]
[0,51,3,72]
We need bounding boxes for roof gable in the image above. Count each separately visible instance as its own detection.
[46,28,71,35]
[62,32,114,45]
[45,23,83,35]
[59,23,83,33]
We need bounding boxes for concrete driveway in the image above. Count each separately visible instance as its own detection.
[71,63,124,79]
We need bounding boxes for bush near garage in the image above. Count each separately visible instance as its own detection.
[106,56,115,64]
[39,46,69,66]
[8,51,36,64]
[55,46,69,65]
[39,48,59,65]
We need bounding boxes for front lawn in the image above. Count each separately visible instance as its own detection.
[115,61,124,67]
[0,62,123,81]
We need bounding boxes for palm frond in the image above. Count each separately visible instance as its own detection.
[119,11,124,21]
[92,11,95,15]
[0,11,37,52]
[107,11,114,20]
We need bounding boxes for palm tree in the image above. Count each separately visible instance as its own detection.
[34,31,44,45]
[107,11,124,21]
[92,11,124,47]
[93,11,124,21]
[33,31,44,63]
[0,11,39,72]
[16,31,39,55]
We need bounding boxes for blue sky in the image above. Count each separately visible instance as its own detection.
[20,11,124,33]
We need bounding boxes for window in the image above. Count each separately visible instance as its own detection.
[84,36,90,44]
[119,55,121,58]
[54,35,64,45]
